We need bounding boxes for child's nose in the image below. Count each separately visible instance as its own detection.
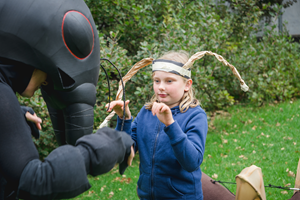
[158,83,165,90]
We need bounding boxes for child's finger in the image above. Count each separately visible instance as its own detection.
[125,100,130,107]
[160,106,168,113]
[36,123,42,130]
[26,112,42,123]
[152,103,158,116]
[155,103,164,115]
[127,146,135,166]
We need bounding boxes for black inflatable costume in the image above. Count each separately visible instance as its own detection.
[0,0,133,199]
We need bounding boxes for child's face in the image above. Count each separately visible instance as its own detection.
[21,69,48,97]
[153,71,192,108]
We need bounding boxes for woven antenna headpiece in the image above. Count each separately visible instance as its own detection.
[99,51,249,128]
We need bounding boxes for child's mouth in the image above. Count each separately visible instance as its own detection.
[158,94,167,98]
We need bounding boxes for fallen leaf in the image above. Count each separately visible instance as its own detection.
[288,171,295,177]
[108,191,114,198]
[212,174,218,179]
[120,177,132,184]
[281,191,288,194]
[88,190,95,195]
[252,126,257,130]
[284,183,291,187]
[100,185,106,192]
[276,122,280,126]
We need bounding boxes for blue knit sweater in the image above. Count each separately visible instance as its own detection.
[116,105,207,200]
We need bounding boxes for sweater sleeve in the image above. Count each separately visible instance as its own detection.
[164,112,207,172]
[116,116,133,134]
[116,113,140,153]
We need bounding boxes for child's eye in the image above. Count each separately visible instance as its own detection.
[154,80,160,83]
[167,80,173,83]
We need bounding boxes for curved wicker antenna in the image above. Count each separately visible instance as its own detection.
[183,51,249,92]
[99,58,154,128]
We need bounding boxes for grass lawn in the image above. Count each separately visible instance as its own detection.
[72,99,300,200]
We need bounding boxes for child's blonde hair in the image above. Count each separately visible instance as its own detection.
[145,50,199,113]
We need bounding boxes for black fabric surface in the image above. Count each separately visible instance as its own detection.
[0,58,34,94]
[76,127,134,176]
[17,146,91,200]
[0,82,39,187]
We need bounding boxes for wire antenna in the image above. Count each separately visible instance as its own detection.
[100,58,126,131]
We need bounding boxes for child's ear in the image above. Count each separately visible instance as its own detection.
[184,79,193,92]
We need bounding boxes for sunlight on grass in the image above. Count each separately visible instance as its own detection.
[71,100,300,200]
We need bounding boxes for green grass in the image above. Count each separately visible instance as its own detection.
[202,99,300,200]
[72,99,300,200]
[72,154,140,200]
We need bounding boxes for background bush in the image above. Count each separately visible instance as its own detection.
[19,0,300,158]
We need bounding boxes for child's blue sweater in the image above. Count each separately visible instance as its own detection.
[116,105,207,200]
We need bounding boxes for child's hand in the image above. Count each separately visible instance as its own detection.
[105,100,131,120]
[25,112,42,130]
[152,102,174,126]
[127,146,135,166]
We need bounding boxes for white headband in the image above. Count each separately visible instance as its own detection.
[152,59,191,78]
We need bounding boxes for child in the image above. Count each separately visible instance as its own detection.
[106,51,208,200]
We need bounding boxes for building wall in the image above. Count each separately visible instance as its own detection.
[282,0,300,36]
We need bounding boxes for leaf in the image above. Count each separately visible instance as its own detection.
[212,174,218,179]
[288,171,295,177]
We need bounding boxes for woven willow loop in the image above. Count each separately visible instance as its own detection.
[99,58,154,128]
[183,51,249,92]
[99,51,249,128]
